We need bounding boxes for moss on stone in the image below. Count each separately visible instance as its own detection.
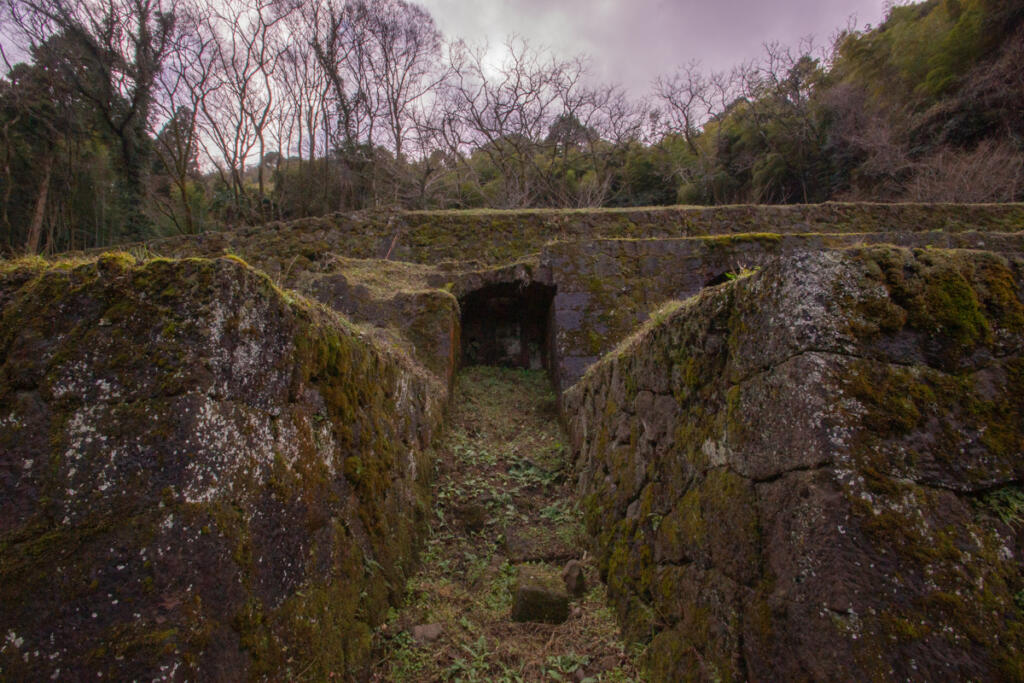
[853,246,1024,364]
[0,254,443,679]
[566,245,1024,681]
[5,204,1024,679]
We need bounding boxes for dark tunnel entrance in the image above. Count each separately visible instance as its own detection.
[460,282,556,371]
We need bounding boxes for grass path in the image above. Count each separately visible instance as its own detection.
[370,367,643,682]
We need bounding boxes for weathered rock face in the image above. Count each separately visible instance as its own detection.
[93,204,1024,396]
[565,247,1024,681]
[298,261,460,390]
[7,204,1024,680]
[544,231,1024,394]
[0,254,443,680]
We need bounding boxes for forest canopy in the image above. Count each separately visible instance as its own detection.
[1,0,1022,253]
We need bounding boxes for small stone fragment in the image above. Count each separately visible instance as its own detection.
[410,623,444,644]
[596,655,620,673]
[453,502,488,532]
[562,559,586,597]
[511,565,570,623]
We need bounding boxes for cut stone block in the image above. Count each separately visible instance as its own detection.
[511,565,570,624]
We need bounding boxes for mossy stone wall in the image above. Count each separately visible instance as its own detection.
[120,203,1024,270]
[543,230,1024,394]
[564,247,1024,680]
[72,204,1024,398]
[0,254,443,679]
[7,203,1024,679]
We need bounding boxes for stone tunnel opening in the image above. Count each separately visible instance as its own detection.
[460,282,557,371]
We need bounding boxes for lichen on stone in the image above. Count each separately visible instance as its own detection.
[565,245,1024,680]
[0,254,443,680]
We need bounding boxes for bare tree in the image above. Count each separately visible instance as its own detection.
[821,81,913,200]
[581,86,649,205]
[446,36,578,207]
[198,0,289,223]
[536,80,647,207]
[309,0,374,151]
[277,12,332,165]
[904,140,1024,202]
[269,40,330,217]
[306,0,384,207]
[653,59,742,202]
[653,61,714,156]
[363,0,443,160]
[150,1,217,233]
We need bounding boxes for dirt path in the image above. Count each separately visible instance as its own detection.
[370,367,643,682]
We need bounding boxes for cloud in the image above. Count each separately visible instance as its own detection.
[418,0,886,93]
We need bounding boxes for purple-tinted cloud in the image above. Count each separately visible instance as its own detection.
[419,0,887,92]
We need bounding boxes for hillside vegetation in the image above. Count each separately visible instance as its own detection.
[1,0,1022,254]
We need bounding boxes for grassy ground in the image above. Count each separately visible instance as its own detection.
[370,366,644,682]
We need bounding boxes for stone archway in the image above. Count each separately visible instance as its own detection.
[459,282,556,371]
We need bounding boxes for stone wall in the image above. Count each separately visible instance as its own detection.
[295,258,460,391]
[544,231,1024,393]
[101,203,1024,270]
[8,203,1024,680]
[0,254,443,679]
[82,204,1024,397]
[564,247,1024,680]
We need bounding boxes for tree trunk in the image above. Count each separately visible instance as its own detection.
[1,115,19,247]
[26,152,54,254]
[257,134,266,222]
[178,178,195,234]
[120,127,152,238]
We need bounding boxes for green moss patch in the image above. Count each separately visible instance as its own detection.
[0,254,443,679]
[565,245,1024,680]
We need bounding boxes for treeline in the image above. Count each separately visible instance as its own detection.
[1,0,1022,253]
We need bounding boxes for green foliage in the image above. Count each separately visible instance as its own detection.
[724,265,760,281]
[835,0,993,104]
[980,487,1024,526]
[539,501,577,525]
[544,653,591,679]
[2,0,1021,255]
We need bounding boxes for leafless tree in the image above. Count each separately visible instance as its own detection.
[268,37,333,217]
[305,0,385,207]
[446,35,581,207]
[821,81,913,200]
[277,11,332,165]
[653,59,742,201]
[538,81,648,207]
[904,140,1024,202]
[150,1,218,233]
[197,0,289,223]
[653,60,715,156]
[362,0,443,159]
[309,0,374,152]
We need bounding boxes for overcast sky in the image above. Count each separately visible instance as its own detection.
[418,0,888,93]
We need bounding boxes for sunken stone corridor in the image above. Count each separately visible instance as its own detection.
[2,204,1024,681]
